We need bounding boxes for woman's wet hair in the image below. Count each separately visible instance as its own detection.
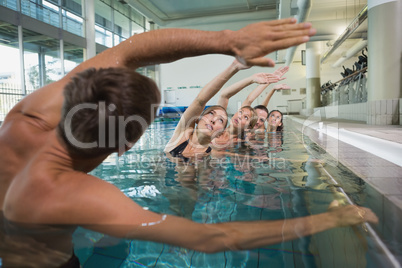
[58,67,160,157]
[198,105,229,128]
[268,110,284,132]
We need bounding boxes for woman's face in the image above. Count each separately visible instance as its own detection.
[231,108,253,130]
[268,111,282,128]
[254,108,268,130]
[199,108,227,137]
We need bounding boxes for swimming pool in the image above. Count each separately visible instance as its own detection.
[72,118,400,267]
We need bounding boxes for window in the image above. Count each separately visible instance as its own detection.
[23,28,61,92]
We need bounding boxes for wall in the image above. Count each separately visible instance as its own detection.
[304,98,401,125]
[159,54,311,115]
[159,54,233,109]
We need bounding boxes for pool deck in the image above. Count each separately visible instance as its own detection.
[288,115,402,266]
[288,115,402,210]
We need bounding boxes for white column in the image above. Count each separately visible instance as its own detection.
[18,25,26,95]
[367,0,402,101]
[83,0,96,60]
[306,42,321,110]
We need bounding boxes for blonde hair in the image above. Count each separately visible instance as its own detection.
[241,106,257,129]
[198,105,228,128]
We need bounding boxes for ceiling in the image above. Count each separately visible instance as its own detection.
[123,0,368,66]
[0,0,369,66]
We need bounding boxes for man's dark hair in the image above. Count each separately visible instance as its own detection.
[253,105,269,118]
[58,67,160,157]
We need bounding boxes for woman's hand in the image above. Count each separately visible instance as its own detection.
[273,66,289,79]
[251,73,282,84]
[272,83,291,91]
[232,59,252,71]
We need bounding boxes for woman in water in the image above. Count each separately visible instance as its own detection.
[241,67,290,132]
[249,83,290,132]
[163,66,235,161]
[164,59,284,159]
[260,84,288,132]
[211,62,288,148]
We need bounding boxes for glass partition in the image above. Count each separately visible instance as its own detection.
[0,0,18,11]
[21,0,60,28]
[62,9,84,37]
[113,9,129,45]
[0,22,21,121]
[23,28,61,93]
[63,41,83,74]
[95,0,113,47]
[0,0,156,120]
[132,21,144,35]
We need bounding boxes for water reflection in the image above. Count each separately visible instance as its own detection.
[79,120,373,267]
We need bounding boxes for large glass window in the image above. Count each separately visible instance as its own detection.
[137,66,156,80]
[61,0,83,36]
[62,9,83,37]
[23,28,61,93]
[0,22,21,120]
[0,0,157,120]
[63,41,83,74]
[0,0,18,11]
[21,0,60,28]
[95,25,113,47]
[145,20,151,32]
[130,8,144,29]
[113,9,129,45]
[132,22,144,35]
[113,1,130,38]
[95,0,113,47]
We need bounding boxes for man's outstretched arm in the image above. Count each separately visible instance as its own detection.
[13,18,315,128]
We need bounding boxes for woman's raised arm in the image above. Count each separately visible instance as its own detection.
[261,83,291,107]
[242,66,289,106]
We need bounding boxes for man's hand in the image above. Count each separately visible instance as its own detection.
[327,200,379,227]
[229,18,316,67]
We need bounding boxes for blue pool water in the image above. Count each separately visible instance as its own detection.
[72,119,397,268]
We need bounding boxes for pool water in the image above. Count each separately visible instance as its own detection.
[72,119,393,268]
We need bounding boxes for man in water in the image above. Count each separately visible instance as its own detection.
[0,18,377,267]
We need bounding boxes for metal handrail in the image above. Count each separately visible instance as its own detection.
[321,67,367,91]
[321,167,401,268]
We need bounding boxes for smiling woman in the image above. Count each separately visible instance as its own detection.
[164,60,264,159]
[267,110,284,132]
[212,105,258,148]
[209,61,288,148]
[163,70,230,160]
